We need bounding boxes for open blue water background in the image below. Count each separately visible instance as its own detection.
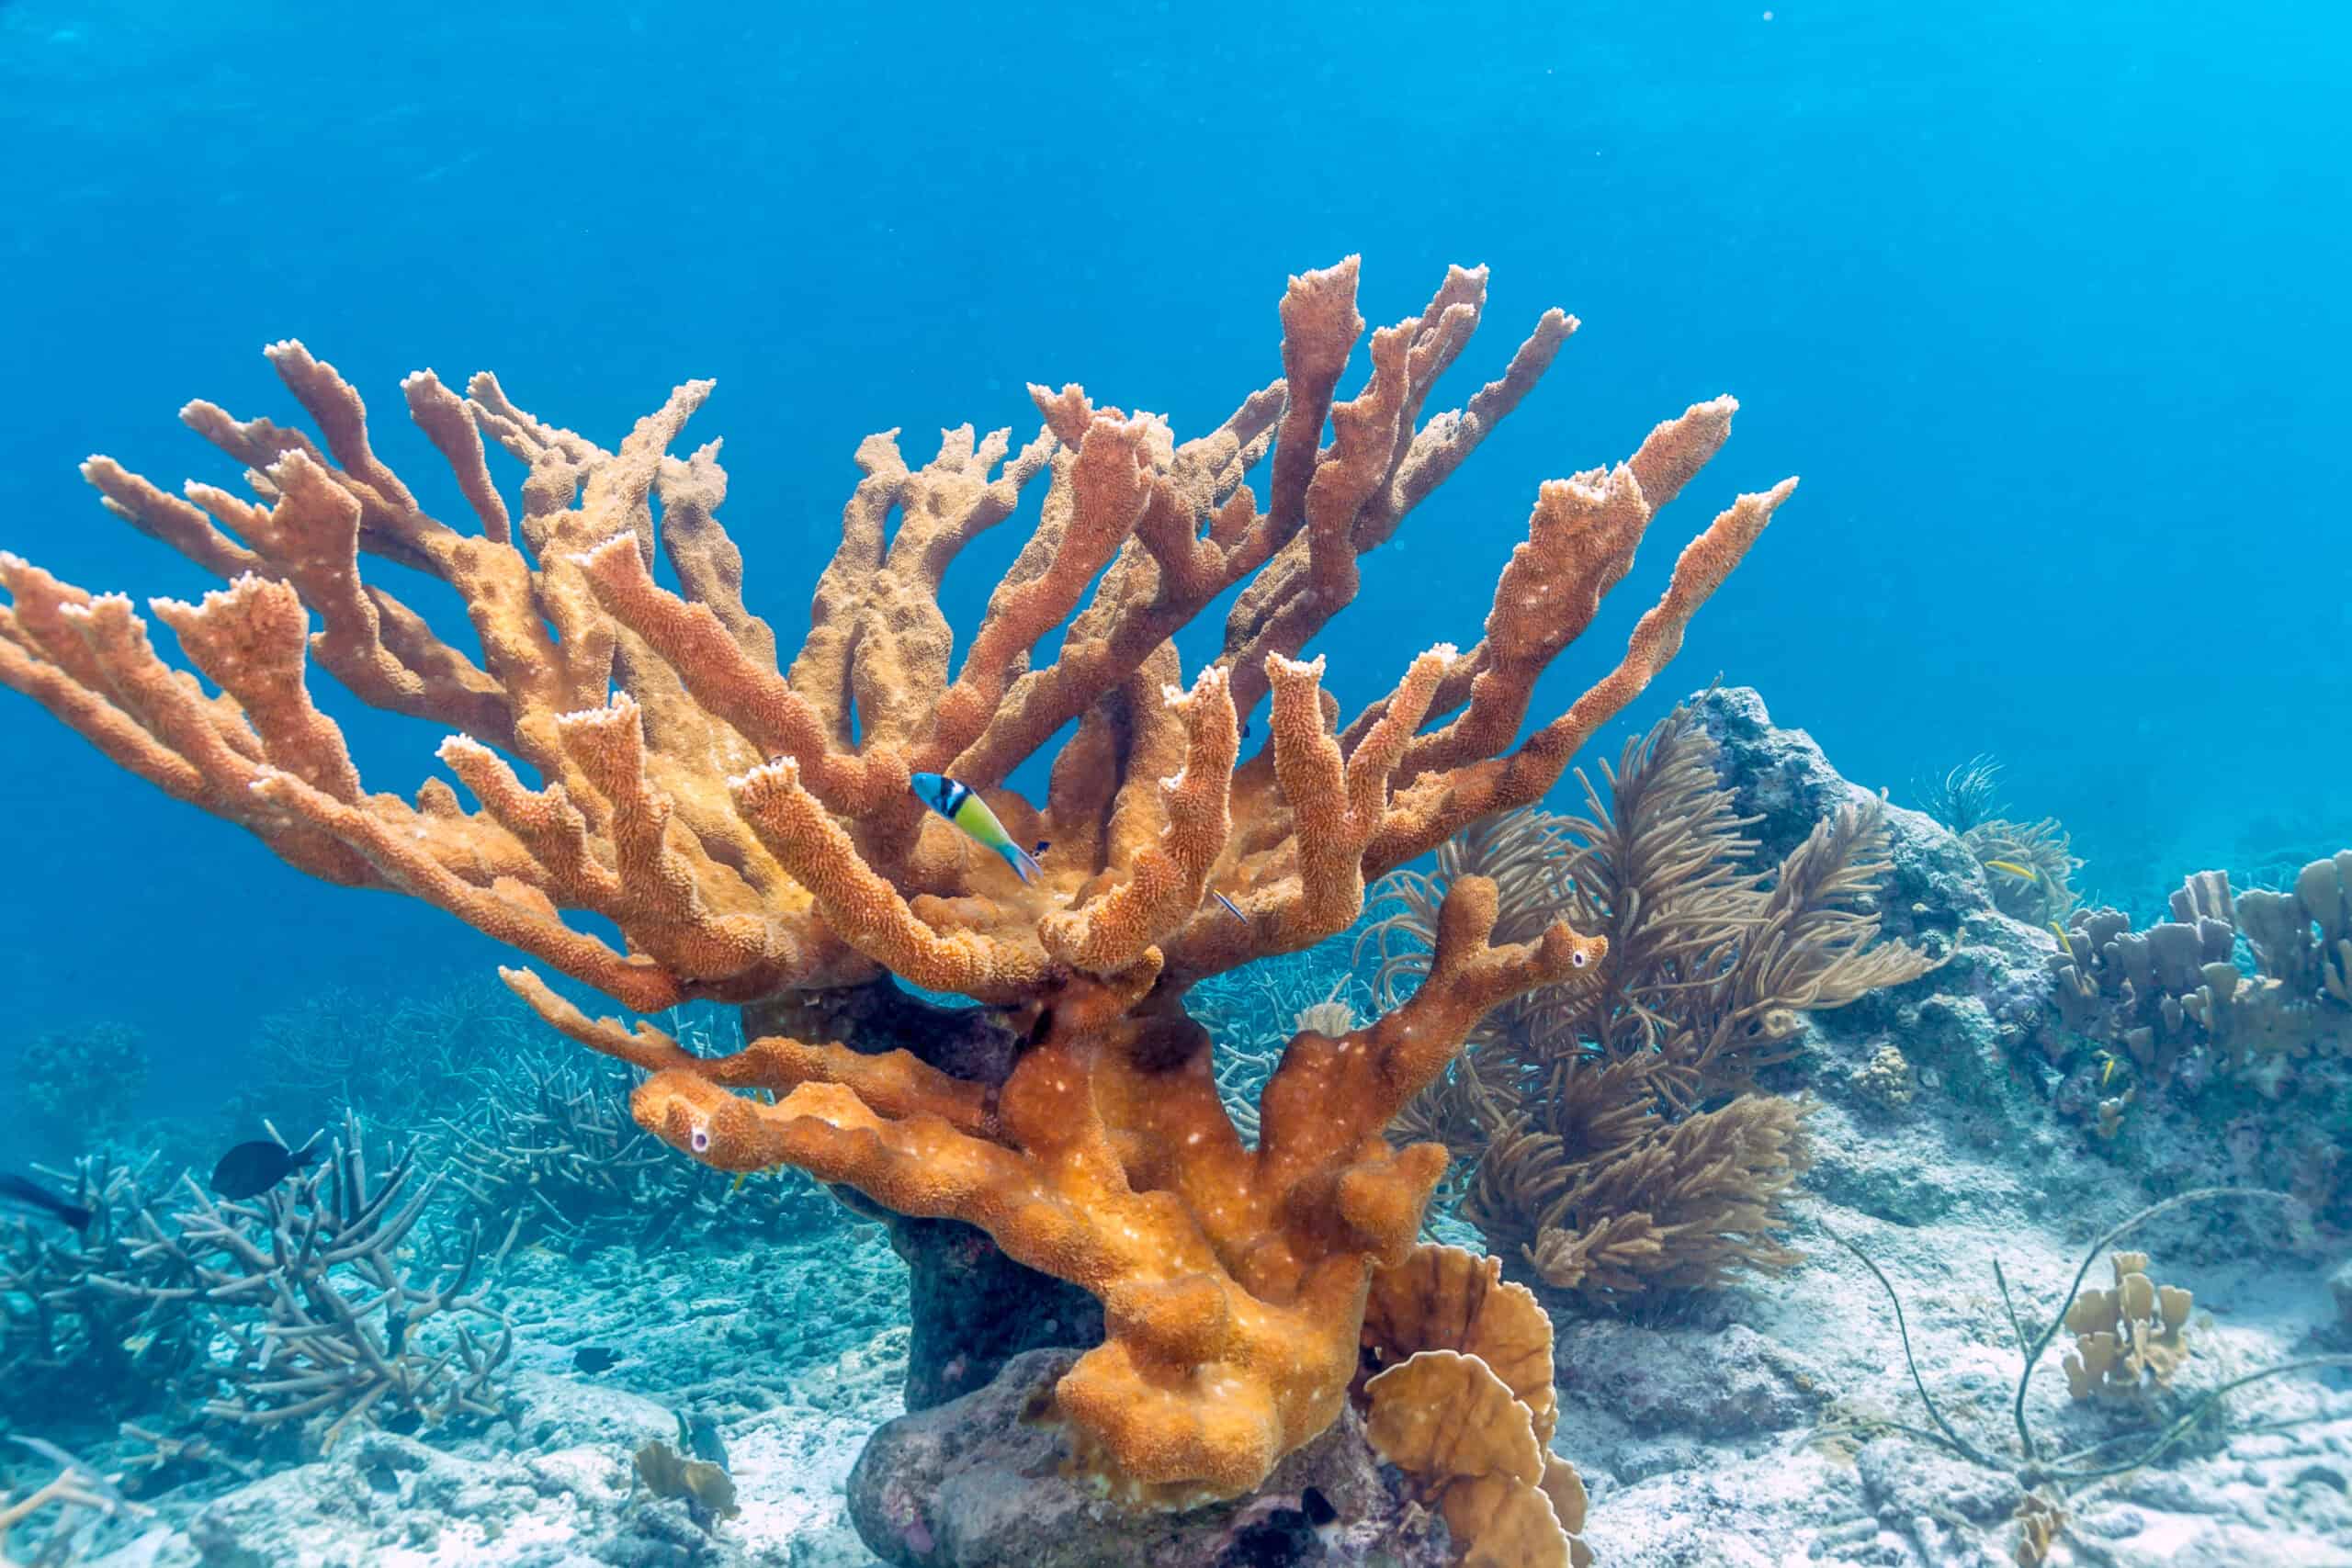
[1,0,2344,1112]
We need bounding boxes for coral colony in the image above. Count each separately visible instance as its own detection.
[11,257,2342,1566]
[0,257,1786,1561]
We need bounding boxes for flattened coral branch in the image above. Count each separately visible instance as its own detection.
[4,256,1792,1502]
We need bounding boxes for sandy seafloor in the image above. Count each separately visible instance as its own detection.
[27,698,2352,1568]
[54,1167,2351,1568]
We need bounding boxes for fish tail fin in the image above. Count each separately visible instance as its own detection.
[1007,840,1045,885]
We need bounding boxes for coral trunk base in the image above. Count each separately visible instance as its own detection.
[847,1349,1450,1567]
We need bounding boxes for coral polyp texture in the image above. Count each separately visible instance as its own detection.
[0,257,1792,1502]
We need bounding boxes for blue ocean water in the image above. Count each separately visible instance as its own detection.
[0,6,2342,1561]
[0,1,2344,1146]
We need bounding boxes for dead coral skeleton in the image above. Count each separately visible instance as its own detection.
[0,1438,151,1568]
[1818,1188,2352,1564]
[435,1021,825,1251]
[8,1115,520,1455]
[0,1154,202,1423]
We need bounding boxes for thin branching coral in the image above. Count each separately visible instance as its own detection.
[1364,703,1938,1302]
[2,1120,516,1453]
[1,258,1793,1501]
[0,1155,198,1427]
[435,1025,831,1251]
[10,1022,149,1145]
[0,1442,149,1568]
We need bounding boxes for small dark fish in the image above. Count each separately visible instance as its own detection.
[573,1346,622,1374]
[1211,890,1248,924]
[678,1409,729,1470]
[1302,1486,1339,1545]
[209,1134,325,1200]
[1216,1484,1340,1565]
[0,1172,92,1232]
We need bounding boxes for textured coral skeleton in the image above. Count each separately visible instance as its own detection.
[1,256,1794,1502]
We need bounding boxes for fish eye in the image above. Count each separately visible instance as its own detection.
[1570,950,1589,967]
[689,1124,711,1154]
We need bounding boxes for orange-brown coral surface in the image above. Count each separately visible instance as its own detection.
[0,257,1792,1502]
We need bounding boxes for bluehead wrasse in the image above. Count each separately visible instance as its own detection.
[911,772,1044,884]
[1983,858,2039,882]
[1211,890,1247,923]
[2102,1055,2118,1087]
[2049,920,2071,946]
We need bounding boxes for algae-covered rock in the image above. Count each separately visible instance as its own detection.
[845,1348,1449,1567]
[1688,686,2055,1113]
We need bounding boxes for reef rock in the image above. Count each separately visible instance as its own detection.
[1688,686,2055,1122]
[846,1348,1449,1567]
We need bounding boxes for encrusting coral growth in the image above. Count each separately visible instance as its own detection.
[0,257,1795,1508]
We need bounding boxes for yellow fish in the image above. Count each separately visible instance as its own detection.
[1984,859,2039,882]
[912,772,1045,883]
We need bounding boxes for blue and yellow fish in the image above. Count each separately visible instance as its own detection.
[911,772,1045,885]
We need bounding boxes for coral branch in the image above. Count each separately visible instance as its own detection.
[4,258,1787,1503]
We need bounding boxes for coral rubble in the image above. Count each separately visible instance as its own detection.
[0,257,1792,1517]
